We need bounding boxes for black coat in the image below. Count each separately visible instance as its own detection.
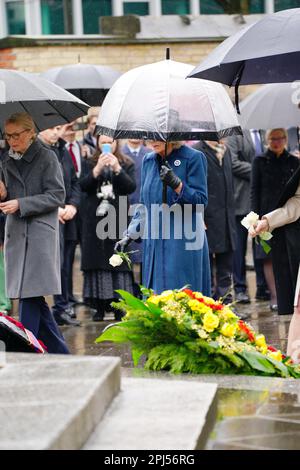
[79,158,136,271]
[194,141,236,253]
[251,149,300,314]
[42,139,81,241]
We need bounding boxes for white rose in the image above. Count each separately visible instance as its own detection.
[109,254,123,267]
[241,211,259,230]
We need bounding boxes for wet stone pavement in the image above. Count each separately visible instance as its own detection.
[54,257,300,450]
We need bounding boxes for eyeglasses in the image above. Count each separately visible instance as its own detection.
[3,129,29,141]
[269,137,286,142]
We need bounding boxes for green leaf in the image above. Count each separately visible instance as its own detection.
[260,239,271,254]
[238,350,276,374]
[131,346,145,367]
[139,285,154,298]
[115,290,149,311]
[266,356,289,378]
[145,301,163,316]
[95,324,131,343]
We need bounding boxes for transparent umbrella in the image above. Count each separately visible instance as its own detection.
[95,58,241,142]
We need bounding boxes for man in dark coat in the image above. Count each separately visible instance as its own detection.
[194,140,236,304]
[122,139,149,287]
[39,126,81,326]
[81,114,97,157]
[226,129,269,304]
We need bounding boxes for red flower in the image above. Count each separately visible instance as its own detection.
[238,320,255,342]
[183,289,195,299]
[267,345,277,352]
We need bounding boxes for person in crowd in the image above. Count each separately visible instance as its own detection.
[250,180,300,361]
[116,141,211,295]
[122,139,149,287]
[39,126,81,326]
[81,113,98,156]
[288,127,300,158]
[193,140,236,306]
[0,112,69,353]
[226,129,269,304]
[251,128,300,313]
[80,135,136,321]
[60,123,85,305]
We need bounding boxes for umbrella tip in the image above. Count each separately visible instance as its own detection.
[166,48,170,60]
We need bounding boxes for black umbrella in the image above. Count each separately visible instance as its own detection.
[0,313,46,353]
[41,63,122,106]
[0,69,90,137]
[187,8,300,112]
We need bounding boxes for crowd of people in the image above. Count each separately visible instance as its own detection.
[0,109,299,360]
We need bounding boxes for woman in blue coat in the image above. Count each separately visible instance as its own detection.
[116,141,211,295]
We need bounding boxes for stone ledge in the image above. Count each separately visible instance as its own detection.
[84,378,218,450]
[0,354,121,450]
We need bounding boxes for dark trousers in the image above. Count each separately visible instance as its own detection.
[53,222,77,314]
[19,297,69,354]
[233,215,268,294]
[67,240,78,301]
[209,251,233,302]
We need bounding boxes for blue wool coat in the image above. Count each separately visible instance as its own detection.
[128,145,211,295]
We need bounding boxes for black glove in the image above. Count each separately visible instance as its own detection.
[159,163,182,191]
[114,235,132,253]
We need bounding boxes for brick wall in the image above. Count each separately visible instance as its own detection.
[0,48,16,69]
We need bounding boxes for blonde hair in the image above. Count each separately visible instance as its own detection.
[5,113,36,137]
[266,128,288,141]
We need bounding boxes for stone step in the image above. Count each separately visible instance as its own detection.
[0,354,121,450]
[84,377,218,450]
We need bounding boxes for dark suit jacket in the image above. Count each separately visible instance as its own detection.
[226,130,265,216]
[193,141,236,254]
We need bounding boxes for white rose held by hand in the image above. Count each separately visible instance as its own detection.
[109,254,123,267]
[241,211,259,230]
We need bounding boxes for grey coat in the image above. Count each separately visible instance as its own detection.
[225,130,265,216]
[1,139,65,299]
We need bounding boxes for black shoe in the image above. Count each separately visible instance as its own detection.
[255,289,271,301]
[65,307,76,319]
[69,296,81,306]
[235,292,251,304]
[54,312,81,326]
[92,311,104,322]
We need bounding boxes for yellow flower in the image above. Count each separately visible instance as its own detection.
[147,295,161,305]
[222,307,238,321]
[202,312,220,332]
[220,322,237,338]
[268,350,283,362]
[188,299,211,315]
[159,290,174,302]
[193,292,204,300]
[255,334,267,349]
[175,292,188,300]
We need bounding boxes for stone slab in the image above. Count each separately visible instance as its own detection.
[0,354,121,450]
[84,378,218,450]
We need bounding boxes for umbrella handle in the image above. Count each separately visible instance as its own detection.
[234,62,245,115]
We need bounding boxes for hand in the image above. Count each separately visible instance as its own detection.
[58,207,66,224]
[0,181,7,201]
[61,204,77,221]
[81,144,91,159]
[105,153,121,174]
[0,199,19,214]
[114,235,131,253]
[253,219,270,236]
[159,163,182,191]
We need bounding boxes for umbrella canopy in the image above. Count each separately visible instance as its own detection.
[41,63,121,106]
[0,313,46,353]
[239,82,300,130]
[0,69,89,136]
[188,8,300,87]
[96,59,241,141]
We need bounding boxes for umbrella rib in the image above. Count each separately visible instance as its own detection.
[19,101,43,132]
[45,100,71,123]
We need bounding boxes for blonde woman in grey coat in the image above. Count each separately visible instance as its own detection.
[250,181,300,363]
[0,113,69,354]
